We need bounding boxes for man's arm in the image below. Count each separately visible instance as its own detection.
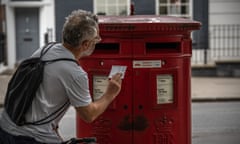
[75,73,122,123]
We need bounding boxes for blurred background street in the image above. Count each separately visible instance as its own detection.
[1,0,240,144]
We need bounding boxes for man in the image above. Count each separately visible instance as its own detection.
[0,9,122,143]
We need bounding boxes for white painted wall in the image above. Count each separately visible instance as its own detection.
[209,0,240,25]
[40,0,55,47]
[5,6,16,69]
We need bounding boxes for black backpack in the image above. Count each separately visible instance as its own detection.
[4,42,78,126]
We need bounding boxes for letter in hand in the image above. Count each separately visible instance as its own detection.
[105,73,122,99]
[108,65,127,79]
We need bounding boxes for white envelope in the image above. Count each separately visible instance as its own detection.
[108,65,127,79]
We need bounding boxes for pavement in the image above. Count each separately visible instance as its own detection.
[191,77,240,101]
[0,73,240,106]
[0,74,11,106]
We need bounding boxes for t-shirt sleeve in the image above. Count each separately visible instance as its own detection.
[66,72,92,107]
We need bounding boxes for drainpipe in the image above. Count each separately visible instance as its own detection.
[130,1,135,15]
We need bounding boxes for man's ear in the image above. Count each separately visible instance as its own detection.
[81,40,90,50]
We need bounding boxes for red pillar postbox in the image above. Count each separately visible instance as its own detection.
[77,15,201,144]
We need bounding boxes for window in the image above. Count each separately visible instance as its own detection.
[156,0,191,18]
[94,0,130,16]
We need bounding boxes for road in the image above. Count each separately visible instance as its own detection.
[58,102,240,144]
[192,101,240,144]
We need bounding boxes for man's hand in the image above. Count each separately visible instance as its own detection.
[105,73,122,99]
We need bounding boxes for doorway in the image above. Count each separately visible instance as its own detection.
[15,8,39,61]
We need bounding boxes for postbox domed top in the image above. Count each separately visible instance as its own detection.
[99,15,197,24]
[98,15,201,32]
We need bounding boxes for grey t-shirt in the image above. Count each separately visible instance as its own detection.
[0,43,92,143]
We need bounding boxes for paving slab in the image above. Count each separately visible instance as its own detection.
[192,77,240,101]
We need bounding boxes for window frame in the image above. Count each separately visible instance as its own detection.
[93,0,130,16]
[155,0,193,18]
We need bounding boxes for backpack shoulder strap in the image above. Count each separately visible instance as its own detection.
[40,42,57,58]
[39,42,79,65]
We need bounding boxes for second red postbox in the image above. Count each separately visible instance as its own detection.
[77,15,200,144]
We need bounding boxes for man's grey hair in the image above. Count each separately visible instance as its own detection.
[62,9,98,47]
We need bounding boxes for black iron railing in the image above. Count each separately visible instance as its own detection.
[192,24,240,65]
[0,32,5,63]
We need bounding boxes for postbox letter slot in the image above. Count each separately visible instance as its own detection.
[93,43,120,54]
[145,42,181,53]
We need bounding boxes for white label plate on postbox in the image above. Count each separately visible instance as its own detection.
[133,60,161,68]
[93,76,109,101]
[156,75,173,104]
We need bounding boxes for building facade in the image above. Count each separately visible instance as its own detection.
[0,0,239,76]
